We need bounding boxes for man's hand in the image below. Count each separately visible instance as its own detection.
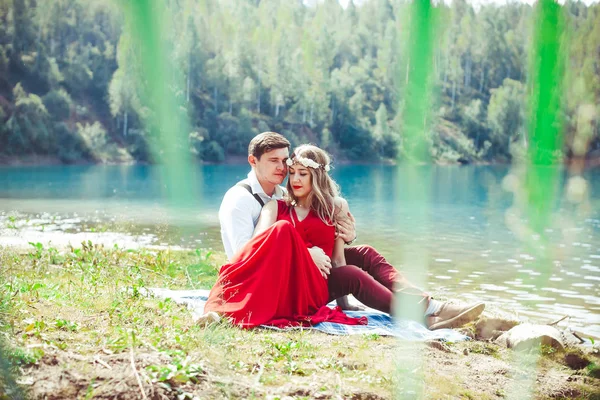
[336,211,356,244]
[308,246,331,278]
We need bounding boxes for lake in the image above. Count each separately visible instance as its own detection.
[1,164,599,337]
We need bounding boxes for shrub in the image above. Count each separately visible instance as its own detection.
[201,140,225,162]
[4,83,53,154]
[42,89,72,121]
[54,122,88,163]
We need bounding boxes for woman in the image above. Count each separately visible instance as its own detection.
[204,144,392,328]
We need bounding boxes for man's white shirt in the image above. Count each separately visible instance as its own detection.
[219,170,285,260]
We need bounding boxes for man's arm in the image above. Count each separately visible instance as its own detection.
[253,200,278,237]
[333,197,363,311]
[219,189,259,259]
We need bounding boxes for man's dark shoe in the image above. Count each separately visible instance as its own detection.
[427,301,485,330]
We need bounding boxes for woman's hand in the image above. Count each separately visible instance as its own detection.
[308,246,332,279]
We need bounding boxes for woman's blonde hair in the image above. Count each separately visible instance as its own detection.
[285,144,340,225]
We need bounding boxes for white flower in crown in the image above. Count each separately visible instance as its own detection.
[287,156,331,172]
[297,156,320,169]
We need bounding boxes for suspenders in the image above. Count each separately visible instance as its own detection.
[236,182,265,207]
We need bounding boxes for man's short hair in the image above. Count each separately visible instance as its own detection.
[248,132,290,159]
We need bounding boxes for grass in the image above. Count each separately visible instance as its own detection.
[0,241,599,399]
[0,242,397,399]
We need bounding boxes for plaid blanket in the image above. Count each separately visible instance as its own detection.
[146,288,469,342]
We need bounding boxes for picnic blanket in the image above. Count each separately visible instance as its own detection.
[146,288,469,342]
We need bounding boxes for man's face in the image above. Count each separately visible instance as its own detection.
[249,147,289,187]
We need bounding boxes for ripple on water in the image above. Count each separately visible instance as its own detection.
[513,294,556,302]
[562,270,583,278]
[491,297,519,304]
[583,275,600,282]
[435,276,452,280]
[560,294,600,305]
[479,284,508,291]
[513,284,536,289]
[506,289,529,295]
[504,280,522,285]
[518,269,541,276]
[571,283,595,288]
[541,287,578,295]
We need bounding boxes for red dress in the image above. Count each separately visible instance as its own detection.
[204,200,366,328]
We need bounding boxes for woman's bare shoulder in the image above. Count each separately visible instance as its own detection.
[334,196,349,214]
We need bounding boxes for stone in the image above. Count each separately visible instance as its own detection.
[495,324,564,351]
[475,318,519,341]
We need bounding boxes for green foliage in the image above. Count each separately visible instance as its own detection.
[42,89,72,121]
[461,99,490,151]
[75,122,130,163]
[77,122,108,153]
[189,128,224,162]
[487,78,526,160]
[586,362,600,378]
[374,103,398,159]
[201,141,225,163]
[146,357,204,385]
[0,0,599,164]
[54,122,89,163]
[0,45,8,77]
[4,83,53,154]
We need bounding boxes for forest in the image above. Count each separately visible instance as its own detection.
[0,0,599,164]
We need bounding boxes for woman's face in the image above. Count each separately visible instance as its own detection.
[289,164,313,200]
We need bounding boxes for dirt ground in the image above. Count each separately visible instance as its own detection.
[8,333,599,400]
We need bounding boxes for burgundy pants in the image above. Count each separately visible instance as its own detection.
[327,245,429,314]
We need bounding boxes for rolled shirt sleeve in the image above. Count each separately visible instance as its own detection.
[218,186,263,260]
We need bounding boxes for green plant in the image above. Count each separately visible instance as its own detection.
[28,242,44,261]
[55,319,78,332]
[586,362,600,378]
[540,344,557,356]
[468,342,499,358]
[7,215,17,229]
[42,89,72,121]
[8,347,44,367]
[146,356,204,385]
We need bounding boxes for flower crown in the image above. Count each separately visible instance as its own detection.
[286,156,331,172]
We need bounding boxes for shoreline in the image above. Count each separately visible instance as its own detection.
[1,211,599,340]
[1,238,599,343]
[1,154,599,168]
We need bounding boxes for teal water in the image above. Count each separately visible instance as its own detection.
[1,164,599,336]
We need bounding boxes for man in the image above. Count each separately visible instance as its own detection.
[219,131,484,330]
